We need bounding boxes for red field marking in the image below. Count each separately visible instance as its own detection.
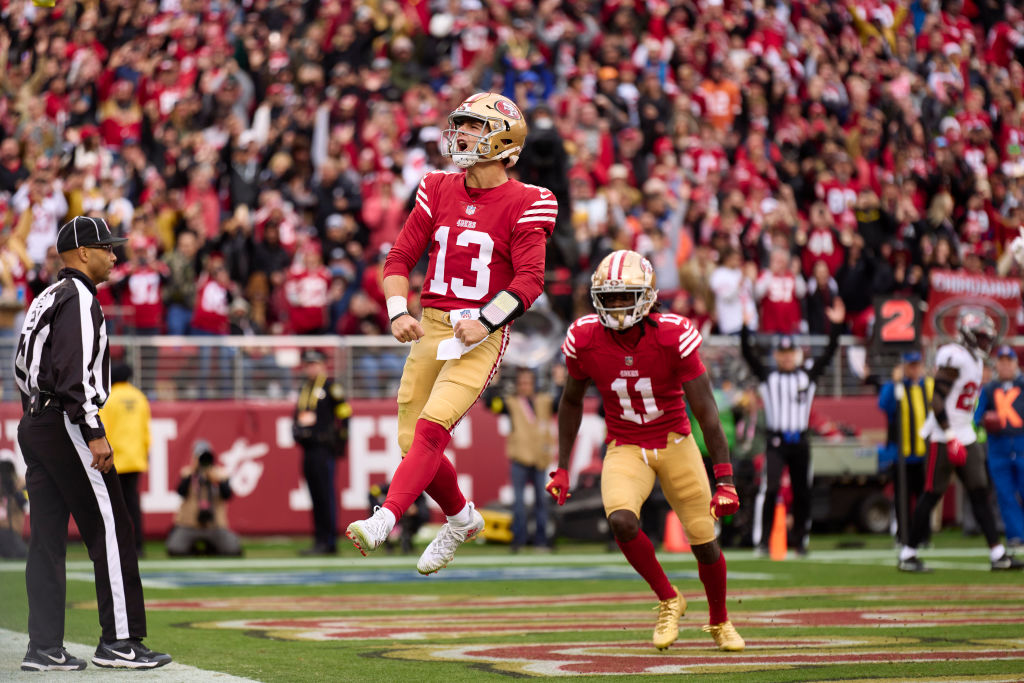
[143,585,1024,612]
[143,593,652,612]
[193,604,1024,642]
[383,641,1024,676]
[742,605,1024,628]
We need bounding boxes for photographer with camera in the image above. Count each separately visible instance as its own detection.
[166,440,243,557]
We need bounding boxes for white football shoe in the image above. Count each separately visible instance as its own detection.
[345,506,392,556]
[417,502,484,575]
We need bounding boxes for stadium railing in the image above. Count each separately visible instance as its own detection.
[0,334,977,402]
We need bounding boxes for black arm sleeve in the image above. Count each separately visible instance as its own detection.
[808,324,842,382]
[740,325,768,382]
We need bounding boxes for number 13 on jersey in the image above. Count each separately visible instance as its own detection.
[427,225,495,300]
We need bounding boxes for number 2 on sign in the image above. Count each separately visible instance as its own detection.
[879,299,916,342]
[610,377,664,424]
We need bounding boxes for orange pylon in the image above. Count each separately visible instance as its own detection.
[769,501,788,560]
[663,511,690,553]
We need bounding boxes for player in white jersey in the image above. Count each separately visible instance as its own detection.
[918,341,983,449]
[898,312,1023,572]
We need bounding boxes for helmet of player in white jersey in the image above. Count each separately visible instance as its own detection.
[441,92,528,169]
[957,311,996,357]
[591,250,658,330]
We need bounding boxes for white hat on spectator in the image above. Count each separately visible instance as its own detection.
[420,127,441,143]
[939,117,960,136]
[461,0,483,10]
[326,214,344,230]
[430,14,455,37]
[642,178,667,196]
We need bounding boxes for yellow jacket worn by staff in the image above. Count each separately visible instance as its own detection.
[99,381,151,474]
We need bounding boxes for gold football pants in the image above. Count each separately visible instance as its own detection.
[396,307,509,454]
[601,433,716,546]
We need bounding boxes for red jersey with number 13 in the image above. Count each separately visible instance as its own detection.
[562,312,707,448]
[383,170,556,311]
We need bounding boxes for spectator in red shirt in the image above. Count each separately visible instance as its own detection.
[98,80,142,151]
[755,247,806,334]
[116,238,168,335]
[192,255,238,399]
[284,244,333,334]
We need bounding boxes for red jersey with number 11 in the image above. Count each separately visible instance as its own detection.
[383,170,556,311]
[562,313,707,448]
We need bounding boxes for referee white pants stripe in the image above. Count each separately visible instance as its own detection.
[64,415,130,640]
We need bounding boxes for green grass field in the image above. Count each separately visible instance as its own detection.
[2,531,1023,681]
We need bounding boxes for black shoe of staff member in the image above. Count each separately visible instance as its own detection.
[21,644,87,671]
[92,639,172,669]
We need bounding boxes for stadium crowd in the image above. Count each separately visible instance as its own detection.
[0,0,1022,340]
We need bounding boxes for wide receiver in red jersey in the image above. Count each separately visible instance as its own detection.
[549,250,745,652]
[346,93,556,574]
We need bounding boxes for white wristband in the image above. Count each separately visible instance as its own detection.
[387,296,409,321]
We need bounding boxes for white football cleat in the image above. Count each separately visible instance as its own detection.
[417,503,484,575]
[345,506,392,556]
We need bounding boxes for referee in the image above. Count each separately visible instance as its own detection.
[740,303,844,557]
[14,216,171,671]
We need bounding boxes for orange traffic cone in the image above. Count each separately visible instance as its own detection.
[769,501,788,561]
[663,511,690,553]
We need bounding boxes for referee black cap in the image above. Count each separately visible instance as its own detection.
[775,334,796,351]
[56,216,128,253]
[302,348,327,364]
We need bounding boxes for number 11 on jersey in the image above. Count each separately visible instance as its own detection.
[611,377,664,424]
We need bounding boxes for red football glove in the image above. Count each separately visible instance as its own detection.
[545,468,571,505]
[946,436,968,467]
[710,484,739,520]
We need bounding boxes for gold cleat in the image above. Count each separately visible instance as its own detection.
[702,620,745,651]
[652,586,686,650]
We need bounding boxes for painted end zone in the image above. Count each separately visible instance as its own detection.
[163,587,1024,677]
[381,639,1024,677]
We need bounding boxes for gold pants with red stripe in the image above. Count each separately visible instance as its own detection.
[601,432,716,546]
[396,307,508,454]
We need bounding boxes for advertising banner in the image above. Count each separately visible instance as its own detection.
[0,400,607,537]
[0,396,881,537]
[924,270,1021,339]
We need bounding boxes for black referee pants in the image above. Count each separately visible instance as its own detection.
[302,444,338,551]
[18,408,147,648]
[755,438,812,552]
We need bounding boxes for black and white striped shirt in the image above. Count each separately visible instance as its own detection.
[14,267,110,441]
[740,326,840,437]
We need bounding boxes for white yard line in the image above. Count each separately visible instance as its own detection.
[0,547,994,574]
[0,628,259,682]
